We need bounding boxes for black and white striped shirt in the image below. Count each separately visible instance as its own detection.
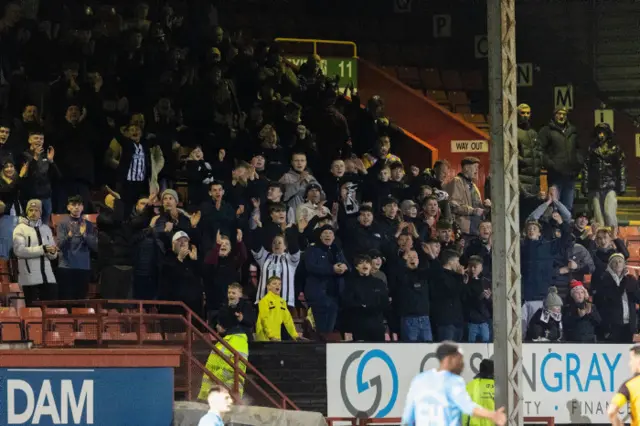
[252,247,300,307]
[127,143,146,182]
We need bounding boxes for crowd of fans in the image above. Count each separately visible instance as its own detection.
[0,1,635,347]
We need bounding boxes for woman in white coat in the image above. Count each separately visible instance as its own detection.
[12,199,58,305]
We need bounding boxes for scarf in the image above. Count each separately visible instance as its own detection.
[540,309,562,324]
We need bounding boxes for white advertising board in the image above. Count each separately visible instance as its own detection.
[327,343,631,424]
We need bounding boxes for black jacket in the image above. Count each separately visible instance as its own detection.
[159,252,204,318]
[97,199,132,268]
[217,298,256,337]
[341,273,388,328]
[460,237,492,282]
[466,276,492,324]
[539,120,583,176]
[593,271,640,332]
[389,266,430,317]
[581,140,626,195]
[343,220,385,262]
[55,121,96,184]
[590,240,629,281]
[526,309,562,341]
[20,151,60,199]
[562,299,601,343]
[517,125,543,196]
[199,199,237,254]
[429,267,467,326]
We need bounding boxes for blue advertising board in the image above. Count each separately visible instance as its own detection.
[0,367,174,426]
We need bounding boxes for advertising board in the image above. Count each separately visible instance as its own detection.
[327,343,630,424]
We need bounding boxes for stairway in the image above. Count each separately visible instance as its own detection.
[594,3,640,119]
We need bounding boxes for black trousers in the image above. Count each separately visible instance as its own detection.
[23,283,58,307]
[99,266,133,299]
[57,268,91,300]
[351,321,387,343]
[116,180,148,217]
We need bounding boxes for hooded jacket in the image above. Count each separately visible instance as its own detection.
[279,168,323,212]
[517,123,543,196]
[13,216,57,286]
[581,124,626,195]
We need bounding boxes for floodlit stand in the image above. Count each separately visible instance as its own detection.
[487,0,524,425]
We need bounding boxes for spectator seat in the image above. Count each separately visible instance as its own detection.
[397,67,422,89]
[420,68,443,90]
[426,90,452,110]
[448,91,471,112]
[461,70,485,91]
[441,70,463,90]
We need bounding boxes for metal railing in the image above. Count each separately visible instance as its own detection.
[275,37,358,57]
[34,299,299,410]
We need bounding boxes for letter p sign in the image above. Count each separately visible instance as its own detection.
[433,15,451,38]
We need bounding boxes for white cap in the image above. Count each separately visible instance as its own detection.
[171,231,190,243]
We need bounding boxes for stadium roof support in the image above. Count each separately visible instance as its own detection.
[487,1,523,425]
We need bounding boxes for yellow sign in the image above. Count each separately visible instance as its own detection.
[635,134,640,157]
[451,140,489,153]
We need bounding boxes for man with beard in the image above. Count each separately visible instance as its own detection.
[539,107,582,210]
[517,104,543,224]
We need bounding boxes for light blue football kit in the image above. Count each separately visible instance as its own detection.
[401,369,479,426]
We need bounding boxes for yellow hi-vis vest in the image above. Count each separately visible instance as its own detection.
[462,377,495,426]
[198,333,249,400]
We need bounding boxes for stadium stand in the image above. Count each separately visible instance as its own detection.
[1,0,640,424]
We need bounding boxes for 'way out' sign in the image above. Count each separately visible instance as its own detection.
[451,140,489,153]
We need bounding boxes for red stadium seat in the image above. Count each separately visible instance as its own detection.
[441,70,463,90]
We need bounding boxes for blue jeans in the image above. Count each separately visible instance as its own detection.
[548,174,575,211]
[468,322,491,343]
[400,315,433,342]
[41,197,52,226]
[307,295,338,333]
[437,324,464,342]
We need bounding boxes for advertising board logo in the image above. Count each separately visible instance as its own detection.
[339,349,398,418]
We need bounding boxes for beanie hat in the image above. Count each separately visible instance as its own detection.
[161,189,179,203]
[608,252,625,265]
[26,199,42,212]
[543,286,563,310]
[569,279,584,290]
[304,183,322,198]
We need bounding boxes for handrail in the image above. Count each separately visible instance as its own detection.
[35,299,300,410]
[275,37,358,58]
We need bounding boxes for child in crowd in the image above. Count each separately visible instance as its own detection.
[527,286,563,342]
[341,255,388,342]
[256,276,300,341]
[216,283,256,338]
[465,255,492,343]
[198,303,249,400]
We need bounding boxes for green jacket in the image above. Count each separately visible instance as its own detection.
[462,377,495,426]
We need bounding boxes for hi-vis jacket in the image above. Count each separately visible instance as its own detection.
[462,377,495,426]
[198,332,248,400]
